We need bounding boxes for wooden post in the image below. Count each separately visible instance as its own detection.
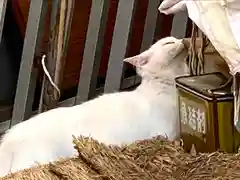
[41,0,60,111]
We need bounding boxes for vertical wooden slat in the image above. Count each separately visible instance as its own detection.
[171,10,188,38]
[140,0,161,52]
[0,0,7,43]
[76,0,110,103]
[104,0,137,93]
[41,0,60,111]
[11,0,48,126]
[124,0,161,86]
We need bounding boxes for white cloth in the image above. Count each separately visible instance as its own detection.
[159,0,240,75]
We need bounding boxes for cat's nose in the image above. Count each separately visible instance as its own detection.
[178,39,185,50]
[179,38,184,43]
[179,39,186,45]
[182,38,188,45]
[175,39,184,46]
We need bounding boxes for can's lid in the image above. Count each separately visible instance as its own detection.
[175,72,233,100]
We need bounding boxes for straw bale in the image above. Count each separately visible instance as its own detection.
[1,136,240,180]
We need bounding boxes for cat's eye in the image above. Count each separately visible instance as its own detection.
[164,41,175,45]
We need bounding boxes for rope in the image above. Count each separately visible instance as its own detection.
[197,30,208,75]
[186,22,208,76]
[185,22,233,93]
[38,55,61,113]
[41,55,61,98]
[187,22,198,75]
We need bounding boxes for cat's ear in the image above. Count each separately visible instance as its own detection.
[123,50,152,67]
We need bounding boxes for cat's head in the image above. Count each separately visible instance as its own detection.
[124,36,189,80]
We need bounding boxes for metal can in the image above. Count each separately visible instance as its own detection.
[175,72,239,153]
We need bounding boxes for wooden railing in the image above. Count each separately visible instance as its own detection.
[0,0,189,133]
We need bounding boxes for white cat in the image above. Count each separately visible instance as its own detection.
[0,36,188,177]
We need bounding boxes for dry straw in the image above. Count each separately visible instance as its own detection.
[1,136,240,180]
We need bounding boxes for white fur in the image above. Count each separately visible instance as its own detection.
[0,36,188,177]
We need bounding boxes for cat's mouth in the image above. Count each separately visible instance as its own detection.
[171,41,185,59]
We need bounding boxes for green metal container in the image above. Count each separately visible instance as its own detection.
[175,72,240,153]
